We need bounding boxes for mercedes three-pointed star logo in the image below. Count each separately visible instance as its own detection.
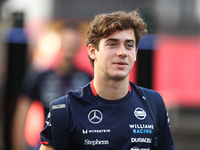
[88,109,103,124]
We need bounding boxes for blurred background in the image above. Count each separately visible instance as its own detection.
[0,0,200,150]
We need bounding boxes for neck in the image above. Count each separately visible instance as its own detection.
[93,76,130,100]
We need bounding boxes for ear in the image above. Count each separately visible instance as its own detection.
[88,44,96,60]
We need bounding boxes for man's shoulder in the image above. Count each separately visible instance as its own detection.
[129,81,161,96]
[49,81,91,106]
[67,82,91,97]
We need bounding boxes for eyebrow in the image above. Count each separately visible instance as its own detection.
[105,38,135,43]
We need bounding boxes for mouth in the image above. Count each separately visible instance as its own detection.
[113,61,128,68]
[114,61,128,65]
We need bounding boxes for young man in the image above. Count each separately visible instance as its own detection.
[40,10,175,150]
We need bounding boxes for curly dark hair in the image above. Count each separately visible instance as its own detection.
[86,10,148,68]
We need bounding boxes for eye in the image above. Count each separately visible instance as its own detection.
[106,42,118,48]
[126,44,134,49]
[127,44,133,47]
[108,43,116,47]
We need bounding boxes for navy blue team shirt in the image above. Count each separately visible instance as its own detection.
[40,80,175,150]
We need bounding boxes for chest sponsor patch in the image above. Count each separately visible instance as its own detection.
[131,138,152,143]
[82,129,110,134]
[134,107,146,120]
[84,139,109,146]
[88,109,103,124]
[129,124,154,134]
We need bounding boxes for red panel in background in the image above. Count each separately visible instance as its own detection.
[153,35,200,108]
[24,100,45,148]
[129,60,137,84]
[74,45,94,77]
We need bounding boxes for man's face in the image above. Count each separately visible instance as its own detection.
[60,29,81,62]
[89,29,137,80]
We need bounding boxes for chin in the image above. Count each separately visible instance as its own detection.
[109,73,128,81]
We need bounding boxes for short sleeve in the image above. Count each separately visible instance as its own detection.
[40,112,54,147]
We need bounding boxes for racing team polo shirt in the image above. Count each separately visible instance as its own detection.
[40,81,175,150]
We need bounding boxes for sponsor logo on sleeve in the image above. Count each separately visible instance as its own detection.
[45,112,51,126]
[166,112,171,128]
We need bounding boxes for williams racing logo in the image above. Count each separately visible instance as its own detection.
[134,107,146,120]
[129,124,154,134]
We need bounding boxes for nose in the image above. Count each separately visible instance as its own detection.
[116,45,128,58]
